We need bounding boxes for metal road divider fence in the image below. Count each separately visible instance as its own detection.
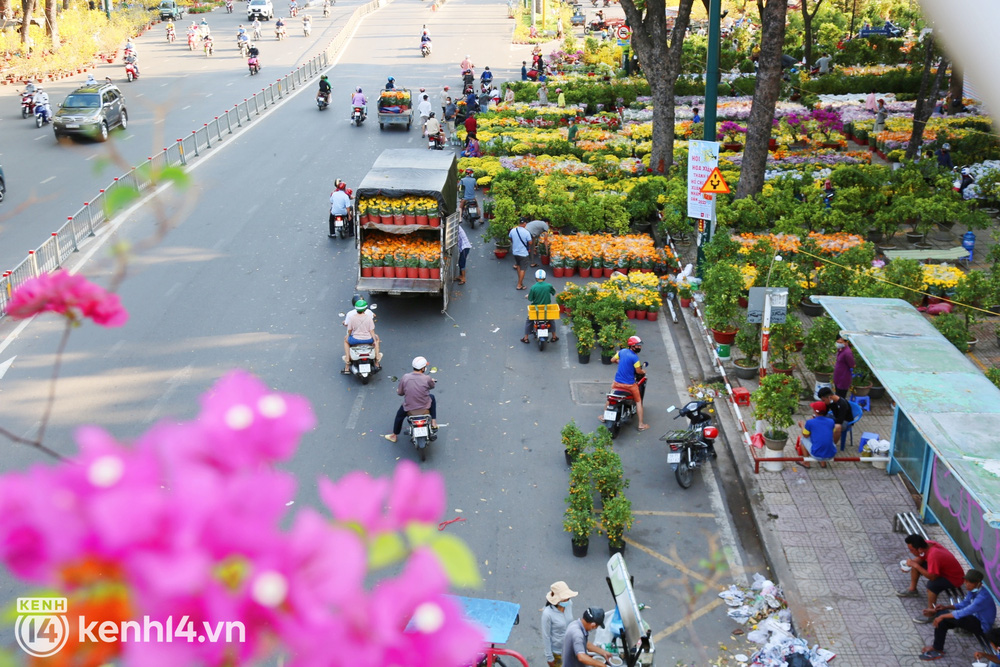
[0,0,386,319]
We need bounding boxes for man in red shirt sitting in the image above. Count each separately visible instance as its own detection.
[898,534,966,622]
[463,111,477,146]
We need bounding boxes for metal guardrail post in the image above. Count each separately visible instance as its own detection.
[192,130,200,157]
[178,138,187,165]
[67,213,79,251]
[226,108,234,133]
[162,147,169,168]
[276,79,283,98]
[204,124,211,149]
[254,93,261,114]
[85,200,96,235]
[213,117,221,141]
[53,232,62,265]
[28,250,39,278]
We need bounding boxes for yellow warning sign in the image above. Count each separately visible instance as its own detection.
[699,167,730,194]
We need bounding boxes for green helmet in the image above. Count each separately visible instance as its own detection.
[354,299,367,311]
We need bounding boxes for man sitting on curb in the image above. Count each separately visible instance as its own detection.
[898,534,966,623]
[918,569,996,661]
[797,401,836,468]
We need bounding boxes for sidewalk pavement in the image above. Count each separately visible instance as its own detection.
[678,301,985,667]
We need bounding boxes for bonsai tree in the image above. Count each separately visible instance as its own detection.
[564,455,595,545]
[752,373,801,442]
[802,315,840,378]
[702,262,745,334]
[734,323,761,366]
[486,196,518,244]
[589,439,628,503]
[953,269,992,330]
[768,315,804,372]
[624,176,669,225]
[563,506,596,546]
[600,493,634,547]
[561,420,589,462]
[932,312,970,353]
[572,317,596,355]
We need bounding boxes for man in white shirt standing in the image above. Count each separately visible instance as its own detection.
[417,93,433,135]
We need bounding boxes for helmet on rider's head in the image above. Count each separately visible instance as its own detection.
[356,86,362,92]
[627,336,642,347]
[961,167,970,176]
[354,299,367,311]
[412,356,428,370]
[336,180,347,191]
[465,168,474,174]
[942,143,951,150]
[387,76,395,82]
[535,269,546,280]
[484,66,490,71]
[352,293,362,306]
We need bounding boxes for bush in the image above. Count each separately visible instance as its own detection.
[802,316,840,374]
[932,312,970,353]
[752,373,801,439]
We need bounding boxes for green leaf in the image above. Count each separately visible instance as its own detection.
[404,522,436,547]
[369,532,408,570]
[105,185,140,215]
[160,165,191,190]
[428,534,481,589]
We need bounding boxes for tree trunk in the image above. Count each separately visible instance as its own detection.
[44,0,57,50]
[20,0,35,46]
[801,0,823,68]
[947,62,963,115]
[619,0,694,175]
[0,0,10,20]
[905,33,948,160]
[736,0,788,198]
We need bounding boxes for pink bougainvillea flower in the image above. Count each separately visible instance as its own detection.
[319,461,445,533]
[386,461,446,528]
[196,370,316,470]
[5,269,128,327]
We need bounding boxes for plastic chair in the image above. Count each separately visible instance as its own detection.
[850,394,871,412]
[839,401,864,451]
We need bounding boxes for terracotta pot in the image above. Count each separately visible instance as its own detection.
[381,215,394,225]
[636,310,648,320]
[626,310,637,319]
[771,365,795,376]
[579,267,592,278]
[405,267,419,279]
[710,328,738,345]
[680,297,692,308]
[723,142,743,152]
[495,249,509,259]
[393,214,405,225]
[603,268,614,278]
[852,384,872,397]
[404,214,417,225]
[429,217,440,227]
[768,138,777,151]
[384,267,396,278]
[564,267,575,277]
[417,267,431,279]
[553,267,565,278]
[416,214,428,225]
[373,267,385,278]
[794,340,804,352]
[361,267,373,277]
[430,268,441,279]
[647,311,658,321]
[358,214,369,225]
[738,296,749,308]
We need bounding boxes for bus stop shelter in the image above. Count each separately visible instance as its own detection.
[816,296,1000,592]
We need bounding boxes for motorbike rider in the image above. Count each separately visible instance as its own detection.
[225,0,233,11]
[343,299,381,376]
[384,356,437,443]
[521,269,558,344]
[385,75,395,90]
[275,16,286,37]
[203,32,214,54]
[460,168,477,216]
[425,112,443,146]
[958,167,975,199]
[323,0,331,15]
[462,68,475,92]
[351,86,368,119]
[464,87,479,114]
[248,42,260,60]
[460,54,474,73]
[480,65,493,90]
[288,0,297,15]
[302,14,311,35]
[237,28,250,52]
[329,180,353,237]
[166,19,175,39]
[124,50,140,75]
[317,74,332,105]
[124,39,136,57]
[33,87,51,122]
[610,336,649,432]
[188,21,199,44]
[199,18,210,38]
[251,18,262,39]
[420,30,432,53]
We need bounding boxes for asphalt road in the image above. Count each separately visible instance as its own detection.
[0,0,766,663]
[0,0,361,270]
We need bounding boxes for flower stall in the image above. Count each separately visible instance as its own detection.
[547,234,677,278]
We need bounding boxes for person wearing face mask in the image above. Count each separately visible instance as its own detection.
[541,581,578,667]
[832,334,855,398]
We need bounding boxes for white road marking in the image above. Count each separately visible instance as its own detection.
[164,281,183,298]
[160,83,168,87]
[247,203,260,216]
[281,342,298,362]
[212,237,226,250]
[0,356,16,381]
[40,176,55,184]
[345,386,366,430]
[145,364,193,423]
[657,313,748,586]
[560,329,570,369]
[136,93,145,98]
[102,341,125,359]
[205,93,213,98]
[226,81,234,86]
[182,105,192,110]
[86,154,98,161]
[33,135,46,141]
[276,176,286,185]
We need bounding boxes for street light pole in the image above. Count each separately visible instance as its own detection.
[104,0,111,20]
[703,0,722,142]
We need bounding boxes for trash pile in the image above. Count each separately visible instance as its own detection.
[719,574,836,666]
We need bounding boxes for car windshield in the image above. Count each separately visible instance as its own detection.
[62,94,100,109]
[250,1,265,5]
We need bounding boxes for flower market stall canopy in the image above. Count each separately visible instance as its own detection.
[815,296,1000,538]
[355,150,459,218]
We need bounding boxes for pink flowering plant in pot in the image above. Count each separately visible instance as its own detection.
[717,120,747,144]
[810,107,845,143]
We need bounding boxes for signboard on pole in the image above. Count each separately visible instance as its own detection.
[699,167,730,195]
[687,140,720,220]
[616,25,631,46]
[747,287,788,324]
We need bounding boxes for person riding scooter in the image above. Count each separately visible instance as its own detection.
[480,66,493,91]
[459,168,477,216]
[317,74,332,106]
[425,112,444,147]
[384,356,437,443]
[610,336,649,432]
[420,30,432,54]
[33,87,51,123]
[351,86,368,119]
[385,75,395,90]
[329,180,353,237]
[343,299,381,376]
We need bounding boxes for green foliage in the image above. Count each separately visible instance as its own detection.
[752,374,801,439]
[600,493,633,545]
[769,315,803,370]
[798,67,922,95]
[572,316,596,354]
[986,367,1000,390]
[932,312,970,353]
[589,444,628,503]
[563,505,596,543]
[702,224,742,264]
[734,323,761,361]
[487,197,518,243]
[802,316,840,374]
[702,262,745,332]
[625,177,669,224]
[819,243,874,297]
[953,269,992,328]
[767,259,803,307]
[561,420,588,460]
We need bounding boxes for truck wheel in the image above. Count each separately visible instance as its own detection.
[379,122,384,130]
[406,121,411,130]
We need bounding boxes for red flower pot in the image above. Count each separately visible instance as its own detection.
[579,268,592,278]
[373,267,385,278]
[430,268,441,279]
[383,267,396,278]
[361,267,373,277]
[564,267,575,277]
[417,267,431,279]
[416,214,429,225]
[358,214,369,225]
[603,268,615,278]
[381,215,394,225]
[429,217,441,227]
[626,310,637,319]
[636,310,648,320]
[541,255,550,265]
[393,214,405,225]
[647,311,658,321]
[552,267,565,278]
[710,328,738,345]
[680,297,692,308]
[404,214,417,225]
[406,267,419,279]
[495,248,509,259]
[738,296,749,308]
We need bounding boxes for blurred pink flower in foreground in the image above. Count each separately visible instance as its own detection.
[5,269,128,327]
[0,370,481,666]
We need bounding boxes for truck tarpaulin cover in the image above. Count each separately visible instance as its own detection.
[355,149,459,217]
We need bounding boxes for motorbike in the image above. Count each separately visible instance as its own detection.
[225,0,233,12]
[461,199,479,228]
[331,212,350,238]
[276,25,286,40]
[322,3,330,16]
[352,106,365,126]
[125,61,139,81]
[602,367,647,439]
[661,401,718,489]
[405,413,437,462]
[303,21,311,36]
[20,92,34,118]
[317,91,330,110]
[253,25,262,39]
[427,131,444,150]
[248,56,260,75]
[526,304,558,351]
[289,4,298,16]
[420,42,431,57]
[188,32,197,50]
[238,39,249,57]
[204,38,214,56]
[339,304,379,384]
[166,26,176,42]
[34,103,51,128]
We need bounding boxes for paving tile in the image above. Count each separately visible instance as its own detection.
[775,514,807,532]
[823,560,856,581]
[778,530,814,547]
[831,578,867,600]
[789,560,825,580]
[833,515,866,532]
[809,530,844,550]
[850,628,892,652]
[766,491,795,507]
[758,477,790,493]
[854,561,889,580]
[857,577,896,597]
[797,502,833,519]
[783,545,818,563]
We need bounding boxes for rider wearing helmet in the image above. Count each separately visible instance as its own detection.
[385,356,437,442]
[351,86,367,119]
[459,168,477,215]
[958,166,975,198]
[481,65,493,90]
[385,75,395,90]
[329,180,353,237]
[343,298,381,375]
[247,42,260,58]
[425,111,443,145]
[318,74,331,105]
[521,268,558,344]
[610,336,649,431]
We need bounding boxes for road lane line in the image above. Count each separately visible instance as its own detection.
[623,537,719,588]
[247,203,260,216]
[345,386,366,430]
[164,281,183,298]
[102,340,125,359]
[658,313,748,586]
[85,154,98,161]
[281,342,298,363]
[0,356,15,381]
[276,176,287,185]
[181,105,192,110]
[40,176,55,184]
[560,329,569,369]
[144,364,193,423]
[33,135,45,141]
[649,598,725,643]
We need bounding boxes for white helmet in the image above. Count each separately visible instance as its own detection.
[535,269,546,280]
[412,356,428,370]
